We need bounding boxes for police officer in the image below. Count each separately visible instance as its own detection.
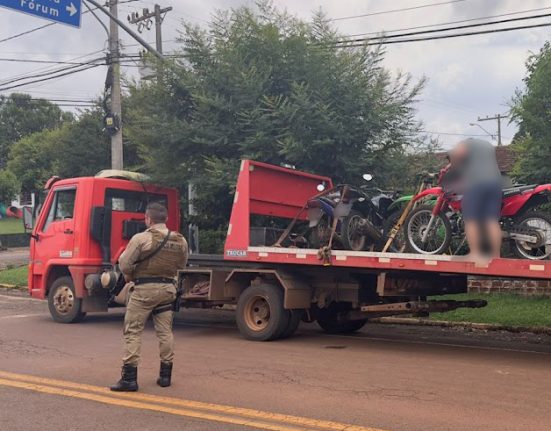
[111,202,188,392]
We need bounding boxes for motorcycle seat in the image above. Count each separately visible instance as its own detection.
[502,184,537,198]
[319,196,337,207]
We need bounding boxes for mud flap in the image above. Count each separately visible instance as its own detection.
[82,293,109,312]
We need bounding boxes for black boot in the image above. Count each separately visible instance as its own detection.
[156,361,172,387]
[110,364,138,392]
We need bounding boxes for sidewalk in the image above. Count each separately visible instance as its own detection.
[0,247,29,270]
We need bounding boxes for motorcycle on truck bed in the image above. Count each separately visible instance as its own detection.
[25,161,551,341]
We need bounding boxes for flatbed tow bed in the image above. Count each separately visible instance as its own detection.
[179,161,551,341]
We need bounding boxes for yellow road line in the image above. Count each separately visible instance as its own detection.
[0,377,309,431]
[0,371,384,431]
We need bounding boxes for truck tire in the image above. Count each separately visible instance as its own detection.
[317,317,367,334]
[317,311,367,334]
[279,310,302,339]
[236,284,289,341]
[48,276,86,323]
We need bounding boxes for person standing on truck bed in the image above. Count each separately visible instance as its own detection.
[110,202,188,392]
[449,138,502,258]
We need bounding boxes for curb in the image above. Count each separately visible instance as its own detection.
[0,283,27,292]
[371,316,551,336]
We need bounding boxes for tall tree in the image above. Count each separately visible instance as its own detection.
[7,128,61,193]
[125,2,424,229]
[0,93,72,168]
[510,42,551,183]
[0,170,19,204]
[7,108,140,193]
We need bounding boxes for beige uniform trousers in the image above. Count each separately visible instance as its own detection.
[123,282,176,366]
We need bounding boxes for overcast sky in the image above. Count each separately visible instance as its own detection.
[1,0,551,149]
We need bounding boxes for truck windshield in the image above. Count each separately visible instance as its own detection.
[104,188,168,213]
[42,188,77,232]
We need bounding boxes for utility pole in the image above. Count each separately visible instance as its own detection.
[127,4,172,54]
[86,0,166,170]
[108,0,123,170]
[477,114,507,146]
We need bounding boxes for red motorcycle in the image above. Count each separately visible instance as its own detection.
[404,165,551,259]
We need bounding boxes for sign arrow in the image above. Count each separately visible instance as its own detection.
[0,0,82,28]
[66,2,77,17]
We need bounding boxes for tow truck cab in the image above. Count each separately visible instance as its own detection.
[27,171,179,321]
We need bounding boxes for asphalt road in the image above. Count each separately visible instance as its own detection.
[0,288,550,431]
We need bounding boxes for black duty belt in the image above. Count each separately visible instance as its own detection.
[152,302,174,315]
[134,277,175,285]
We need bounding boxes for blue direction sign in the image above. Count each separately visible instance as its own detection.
[0,0,82,28]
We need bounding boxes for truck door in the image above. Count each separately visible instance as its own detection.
[31,187,78,280]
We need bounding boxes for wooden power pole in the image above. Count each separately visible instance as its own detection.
[127,4,172,54]
[108,0,123,170]
[478,114,507,146]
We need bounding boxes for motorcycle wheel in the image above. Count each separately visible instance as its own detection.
[382,210,406,252]
[405,204,452,255]
[308,215,331,248]
[512,211,551,260]
[341,210,367,251]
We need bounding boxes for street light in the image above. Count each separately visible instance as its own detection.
[469,123,496,140]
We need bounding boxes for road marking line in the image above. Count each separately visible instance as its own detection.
[0,371,384,431]
[0,314,40,319]
[0,377,308,431]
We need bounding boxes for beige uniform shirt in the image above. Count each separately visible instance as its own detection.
[119,223,189,281]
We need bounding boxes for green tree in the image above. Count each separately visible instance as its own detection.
[125,2,424,229]
[7,108,143,193]
[0,170,19,203]
[54,108,142,178]
[0,93,72,168]
[511,42,551,183]
[7,128,60,193]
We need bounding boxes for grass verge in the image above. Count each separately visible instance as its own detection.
[430,293,551,328]
[0,266,28,287]
[0,218,24,234]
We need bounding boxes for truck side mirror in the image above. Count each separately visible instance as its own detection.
[22,206,35,231]
[90,206,112,264]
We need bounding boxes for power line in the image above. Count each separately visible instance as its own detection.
[330,11,551,45]
[327,0,467,22]
[329,21,551,48]
[0,23,55,44]
[0,58,106,65]
[0,64,102,92]
[420,131,490,137]
[341,6,551,39]
[3,94,97,103]
[0,57,105,87]
[0,50,106,89]
[0,0,139,45]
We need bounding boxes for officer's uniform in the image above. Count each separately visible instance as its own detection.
[119,223,188,367]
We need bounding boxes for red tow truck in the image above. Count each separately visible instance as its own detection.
[26,161,551,340]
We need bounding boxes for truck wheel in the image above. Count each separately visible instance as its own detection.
[48,276,86,323]
[279,310,302,339]
[236,284,289,341]
[317,314,367,334]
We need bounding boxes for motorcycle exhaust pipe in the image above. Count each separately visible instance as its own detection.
[358,218,383,242]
